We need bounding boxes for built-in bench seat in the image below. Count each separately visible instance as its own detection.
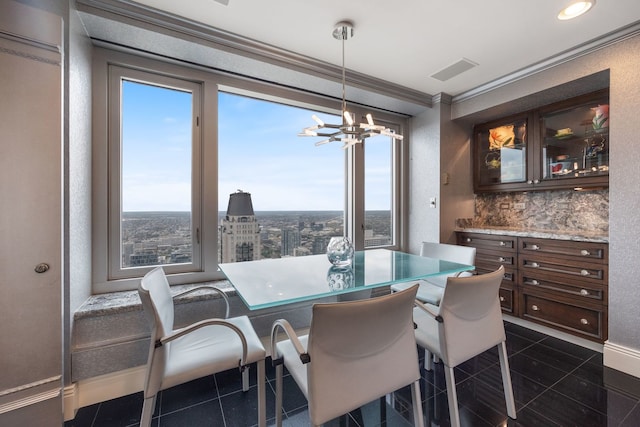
[71,280,316,382]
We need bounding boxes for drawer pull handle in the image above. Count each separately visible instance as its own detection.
[500,296,505,302]
[580,289,589,296]
[580,249,591,256]
[531,279,539,285]
[580,269,590,276]
[530,262,540,268]
[531,305,540,311]
[531,244,540,250]
[466,238,472,243]
[499,241,506,246]
[580,318,589,325]
[498,257,506,262]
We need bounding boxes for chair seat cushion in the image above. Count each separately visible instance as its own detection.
[391,280,444,305]
[412,306,440,355]
[163,315,265,390]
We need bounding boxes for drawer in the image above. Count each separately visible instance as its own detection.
[520,254,607,285]
[457,233,517,252]
[476,249,517,269]
[499,286,515,314]
[521,293,605,341]
[475,266,516,286]
[519,238,607,263]
[521,272,606,303]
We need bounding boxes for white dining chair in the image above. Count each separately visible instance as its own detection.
[391,241,476,306]
[137,267,266,427]
[413,266,516,427]
[270,284,424,427]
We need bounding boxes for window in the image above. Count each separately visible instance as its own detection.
[98,65,206,288]
[94,52,406,291]
[218,92,345,261]
[120,80,195,269]
[364,135,396,248]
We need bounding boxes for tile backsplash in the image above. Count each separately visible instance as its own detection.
[463,190,608,233]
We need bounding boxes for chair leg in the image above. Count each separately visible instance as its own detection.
[256,359,266,427]
[275,363,284,427]
[424,348,433,371]
[140,395,155,427]
[411,379,425,427]
[498,341,517,419]
[242,364,250,391]
[443,365,461,427]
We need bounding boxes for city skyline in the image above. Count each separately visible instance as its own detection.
[120,209,392,267]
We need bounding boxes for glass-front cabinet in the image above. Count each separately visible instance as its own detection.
[474,113,530,191]
[473,89,609,192]
[539,89,609,187]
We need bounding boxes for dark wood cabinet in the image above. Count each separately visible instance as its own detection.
[473,89,609,193]
[457,232,608,342]
[457,232,518,314]
[518,236,608,342]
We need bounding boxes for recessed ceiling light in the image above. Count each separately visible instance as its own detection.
[558,1,595,20]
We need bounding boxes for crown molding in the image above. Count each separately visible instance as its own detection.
[452,21,640,104]
[75,0,431,111]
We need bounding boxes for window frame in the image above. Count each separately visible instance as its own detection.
[108,67,203,280]
[92,48,408,293]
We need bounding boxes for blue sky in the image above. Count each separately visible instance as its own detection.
[121,82,391,212]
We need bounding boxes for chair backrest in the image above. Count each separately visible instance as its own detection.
[139,267,175,340]
[420,241,476,267]
[437,266,505,368]
[305,284,419,425]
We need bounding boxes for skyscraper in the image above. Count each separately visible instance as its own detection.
[220,190,261,262]
[280,227,301,257]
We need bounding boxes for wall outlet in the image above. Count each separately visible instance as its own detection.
[429,197,437,208]
[500,203,510,210]
[514,202,526,210]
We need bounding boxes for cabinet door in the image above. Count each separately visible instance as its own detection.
[0,2,62,424]
[537,89,609,189]
[473,113,531,192]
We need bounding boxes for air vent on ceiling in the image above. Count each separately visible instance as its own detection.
[430,58,478,82]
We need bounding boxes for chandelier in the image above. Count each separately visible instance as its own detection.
[299,21,404,149]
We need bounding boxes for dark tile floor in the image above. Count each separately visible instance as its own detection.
[66,322,640,426]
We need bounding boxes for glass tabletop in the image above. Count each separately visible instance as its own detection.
[219,248,474,310]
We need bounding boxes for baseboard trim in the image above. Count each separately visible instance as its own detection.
[0,388,60,415]
[503,315,604,352]
[64,366,146,421]
[63,384,77,421]
[604,341,640,379]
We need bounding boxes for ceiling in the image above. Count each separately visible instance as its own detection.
[76,0,640,115]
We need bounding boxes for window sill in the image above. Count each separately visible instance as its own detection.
[74,279,235,320]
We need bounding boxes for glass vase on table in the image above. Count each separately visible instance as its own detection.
[326,236,354,266]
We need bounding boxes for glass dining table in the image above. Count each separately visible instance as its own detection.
[219,248,474,310]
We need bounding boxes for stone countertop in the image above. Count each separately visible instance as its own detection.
[455,226,609,243]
